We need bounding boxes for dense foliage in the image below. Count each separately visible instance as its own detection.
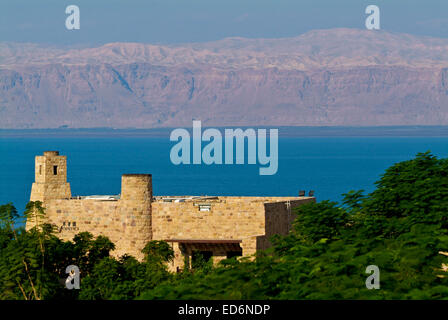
[1,152,448,299]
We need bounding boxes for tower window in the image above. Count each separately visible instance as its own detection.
[39,165,42,175]
[53,166,58,175]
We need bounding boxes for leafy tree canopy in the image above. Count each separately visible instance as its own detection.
[2,152,448,299]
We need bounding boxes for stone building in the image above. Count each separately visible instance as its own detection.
[26,151,315,271]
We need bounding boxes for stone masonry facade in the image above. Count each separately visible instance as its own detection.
[26,151,315,271]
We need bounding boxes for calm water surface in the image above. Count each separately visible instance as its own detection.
[1,135,447,216]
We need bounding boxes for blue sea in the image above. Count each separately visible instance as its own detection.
[1,128,448,217]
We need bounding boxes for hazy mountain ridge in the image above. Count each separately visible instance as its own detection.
[1,28,448,128]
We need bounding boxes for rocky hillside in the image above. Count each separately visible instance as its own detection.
[1,28,448,128]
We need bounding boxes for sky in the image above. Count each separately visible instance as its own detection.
[0,0,447,45]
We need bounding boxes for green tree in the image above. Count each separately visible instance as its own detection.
[140,152,448,300]
[3,152,448,300]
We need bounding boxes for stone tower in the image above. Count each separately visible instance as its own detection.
[116,174,153,259]
[30,151,71,202]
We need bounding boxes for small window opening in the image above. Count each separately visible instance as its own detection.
[53,166,58,175]
[72,222,76,227]
[39,165,42,175]
[199,204,211,212]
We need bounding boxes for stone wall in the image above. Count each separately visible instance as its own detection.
[26,151,316,272]
[27,164,153,260]
[264,198,315,238]
[153,197,314,241]
[28,194,314,269]
[32,197,152,260]
[152,197,266,241]
[152,196,315,270]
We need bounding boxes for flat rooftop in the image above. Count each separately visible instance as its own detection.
[70,195,314,203]
[153,195,314,203]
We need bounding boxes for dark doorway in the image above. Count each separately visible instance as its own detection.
[226,250,243,259]
[191,250,213,269]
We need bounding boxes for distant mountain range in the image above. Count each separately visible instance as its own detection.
[1,28,448,128]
